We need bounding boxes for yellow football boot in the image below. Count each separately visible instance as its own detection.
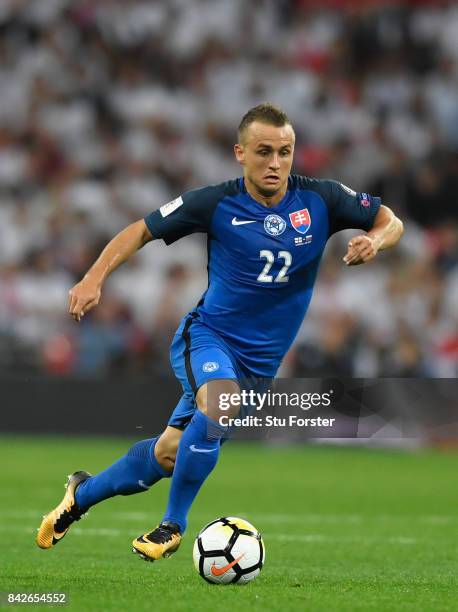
[36,471,91,549]
[132,522,182,561]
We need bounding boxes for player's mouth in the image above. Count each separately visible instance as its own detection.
[264,174,280,184]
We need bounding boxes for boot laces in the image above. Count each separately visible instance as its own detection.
[146,524,178,544]
[55,507,82,533]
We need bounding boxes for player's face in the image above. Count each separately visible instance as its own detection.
[234,122,295,200]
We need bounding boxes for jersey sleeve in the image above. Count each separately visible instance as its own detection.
[326,180,381,235]
[144,185,222,245]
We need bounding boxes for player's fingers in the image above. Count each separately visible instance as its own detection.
[344,236,373,264]
[358,242,377,258]
[344,244,368,264]
[343,244,355,260]
[81,298,98,314]
[347,256,364,266]
[346,246,375,265]
[348,236,367,247]
[69,295,81,314]
[72,308,86,322]
[72,296,100,322]
[70,297,89,318]
[343,247,363,264]
[344,253,362,265]
[68,292,79,314]
[343,238,361,263]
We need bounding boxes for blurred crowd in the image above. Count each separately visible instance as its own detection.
[0,0,456,379]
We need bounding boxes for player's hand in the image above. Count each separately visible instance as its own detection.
[343,235,380,266]
[68,279,101,322]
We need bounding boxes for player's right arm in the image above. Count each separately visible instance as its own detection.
[69,182,226,322]
[68,220,153,322]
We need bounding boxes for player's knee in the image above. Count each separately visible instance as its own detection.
[196,380,241,421]
[154,442,175,473]
[156,454,175,473]
[154,427,182,473]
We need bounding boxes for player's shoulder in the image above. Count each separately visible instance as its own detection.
[289,174,339,199]
[185,178,241,207]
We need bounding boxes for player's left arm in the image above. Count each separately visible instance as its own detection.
[343,205,404,266]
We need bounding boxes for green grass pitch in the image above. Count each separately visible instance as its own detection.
[1,435,457,611]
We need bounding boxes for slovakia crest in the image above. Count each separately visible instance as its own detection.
[289,208,311,234]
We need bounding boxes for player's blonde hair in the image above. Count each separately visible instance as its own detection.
[238,103,291,144]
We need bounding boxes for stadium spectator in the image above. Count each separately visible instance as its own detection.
[0,0,456,378]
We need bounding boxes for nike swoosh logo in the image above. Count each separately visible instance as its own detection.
[189,445,218,453]
[232,217,256,226]
[138,480,150,490]
[211,553,245,576]
[52,532,67,545]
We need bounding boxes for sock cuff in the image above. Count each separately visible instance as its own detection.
[127,437,170,478]
[127,438,156,460]
[192,410,229,441]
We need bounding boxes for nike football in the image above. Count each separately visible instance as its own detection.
[193,517,265,584]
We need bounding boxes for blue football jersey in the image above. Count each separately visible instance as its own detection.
[144,175,381,377]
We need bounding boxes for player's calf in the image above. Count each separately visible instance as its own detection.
[72,437,171,512]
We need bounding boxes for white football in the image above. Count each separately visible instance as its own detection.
[193,516,265,585]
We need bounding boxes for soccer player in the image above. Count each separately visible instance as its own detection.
[36,103,403,560]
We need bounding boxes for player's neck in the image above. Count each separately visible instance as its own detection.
[244,177,287,208]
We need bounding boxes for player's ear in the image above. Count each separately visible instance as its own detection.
[234,143,245,165]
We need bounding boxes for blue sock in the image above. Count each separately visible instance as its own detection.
[75,437,170,512]
[162,411,228,533]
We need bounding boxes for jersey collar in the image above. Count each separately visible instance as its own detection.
[238,177,292,213]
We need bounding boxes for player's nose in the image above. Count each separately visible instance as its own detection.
[269,154,281,170]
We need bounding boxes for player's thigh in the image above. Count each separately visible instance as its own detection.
[196,379,241,421]
[170,318,238,402]
[170,321,241,423]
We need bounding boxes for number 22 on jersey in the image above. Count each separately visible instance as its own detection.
[257,250,292,283]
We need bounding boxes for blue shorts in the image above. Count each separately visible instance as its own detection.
[167,315,269,429]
